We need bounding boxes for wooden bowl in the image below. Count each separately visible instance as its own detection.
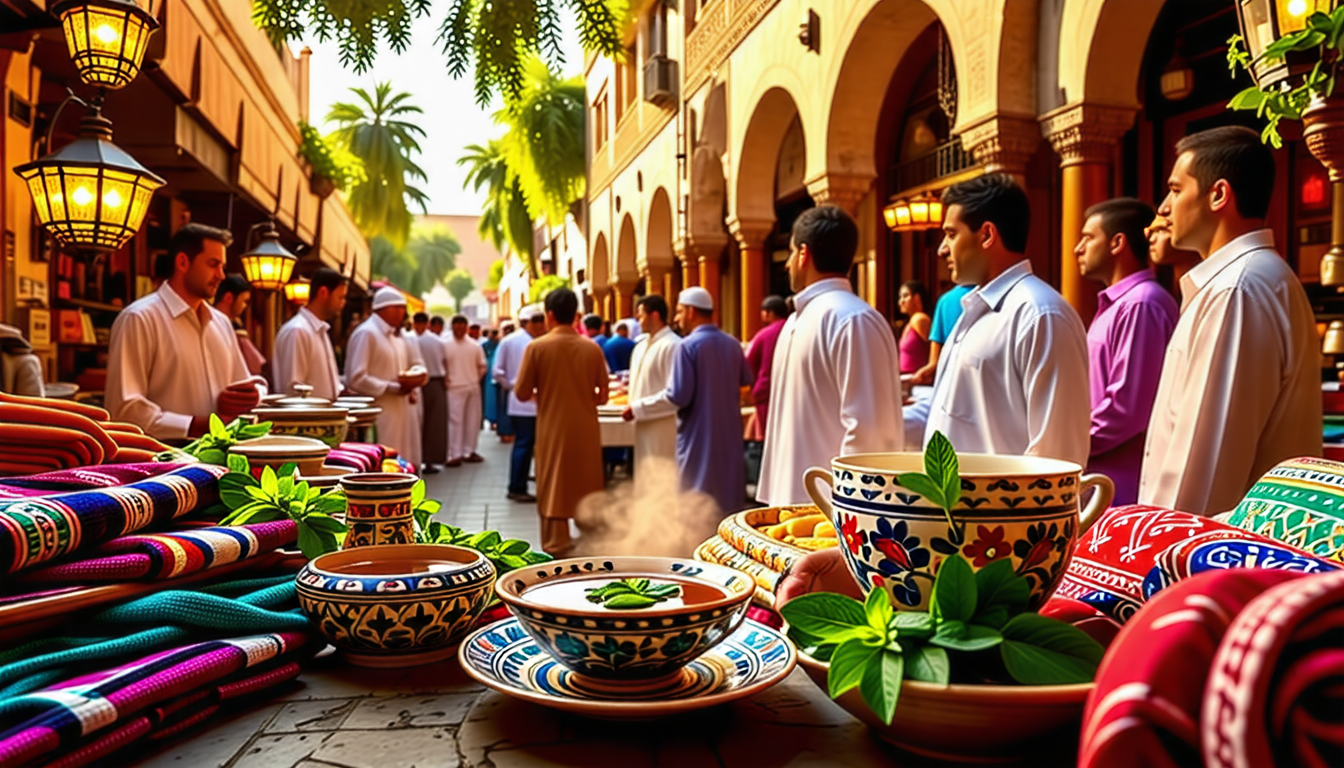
[796,651,1091,763]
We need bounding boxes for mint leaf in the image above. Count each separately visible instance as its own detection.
[930,621,1003,652]
[411,479,425,506]
[1000,614,1104,685]
[895,472,944,509]
[780,593,870,642]
[226,454,250,475]
[925,431,960,509]
[931,555,976,623]
[304,513,347,534]
[208,413,228,439]
[260,466,278,496]
[973,559,1031,625]
[904,644,950,685]
[296,523,332,560]
[604,593,659,609]
[829,637,881,698]
[864,582,893,633]
[892,612,936,640]
[859,647,904,725]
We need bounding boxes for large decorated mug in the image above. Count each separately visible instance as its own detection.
[804,453,1113,611]
[339,472,418,549]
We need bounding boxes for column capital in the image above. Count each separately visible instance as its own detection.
[957,114,1041,176]
[1039,103,1137,167]
[804,172,875,216]
[725,215,774,248]
[676,233,730,263]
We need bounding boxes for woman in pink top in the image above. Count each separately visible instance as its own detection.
[897,280,932,374]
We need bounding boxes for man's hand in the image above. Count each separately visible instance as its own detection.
[621,406,635,422]
[216,380,261,421]
[910,364,935,386]
[775,548,862,607]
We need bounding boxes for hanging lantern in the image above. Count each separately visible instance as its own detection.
[1235,0,1333,88]
[883,192,943,232]
[13,103,164,253]
[51,0,160,90]
[240,221,297,291]
[284,277,311,304]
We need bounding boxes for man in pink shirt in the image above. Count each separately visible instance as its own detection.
[1075,197,1179,505]
[744,295,790,441]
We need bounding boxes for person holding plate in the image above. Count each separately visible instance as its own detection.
[345,287,429,468]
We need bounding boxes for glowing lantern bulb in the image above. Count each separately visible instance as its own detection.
[103,189,123,208]
[1288,0,1309,17]
[72,186,94,206]
[94,24,119,44]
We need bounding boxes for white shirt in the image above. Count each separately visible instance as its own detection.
[273,308,341,401]
[905,261,1090,467]
[107,282,257,439]
[1139,229,1321,516]
[493,328,537,417]
[444,334,487,389]
[629,326,682,464]
[757,278,905,506]
[414,331,448,378]
[346,315,425,466]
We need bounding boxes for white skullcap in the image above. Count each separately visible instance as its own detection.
[372,286,406,310]
[678,286,714,312]
[520,304,544,320]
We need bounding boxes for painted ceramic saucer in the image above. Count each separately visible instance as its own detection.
[458,618,797,720]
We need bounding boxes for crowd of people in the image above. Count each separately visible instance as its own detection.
[81,124,1322,559]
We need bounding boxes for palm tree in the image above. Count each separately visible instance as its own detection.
[499,57,586,224]
[369,236,418,294]
[407,224,462,293]
[445,269,475,313]
[458,140,536,277]
[327,83,430,247]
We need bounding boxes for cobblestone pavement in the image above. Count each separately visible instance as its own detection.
[123,428,1072,768]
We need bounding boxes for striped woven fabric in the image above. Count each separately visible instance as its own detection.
[0,464,185,498]
[324,443,384,472]
[0,464,226,574]
[12,520,297,585]
[0,631,312,768]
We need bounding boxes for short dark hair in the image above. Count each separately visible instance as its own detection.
[310,267,345,299]
[215,274,250,303]
[761,295,789,319]
[900,280,930,314]
[1084,197,1156,266]
[582,313,603,331]
[430,315,446,327]
[941,174,1031,254]
[638,294,669,323]
[547,288,580,325]
[792,205,858,275]
[452,314,468,325]
[1174,126,1276,220]
[170,222,232,263]
[469,323,481,330]
[413,312,429,323]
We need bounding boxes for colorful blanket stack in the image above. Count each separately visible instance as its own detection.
[0,394,172,475]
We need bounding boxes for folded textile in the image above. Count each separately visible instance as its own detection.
[0,576,307,698]
[12,520,296,585]
[1224,456,1344,562]
[383,457,416,474]
[326,442,385,472]
[0,463,184,494]
[0,464,226,574]
[1079,569,1344,768]
[0,630,312,768]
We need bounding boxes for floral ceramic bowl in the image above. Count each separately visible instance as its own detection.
[228,435,329,478]
[495,556,754,682]
[796,651,1091,762]
[805,453,1114,612]
[296,543,496,668]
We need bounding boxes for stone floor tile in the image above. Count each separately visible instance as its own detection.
[310,727,459,768]
[458,694,568,766]
[343,693,478,729]
[265,699,359,733]
[130,703,282,768]
[231,732,337,768]
[487,741,656,768]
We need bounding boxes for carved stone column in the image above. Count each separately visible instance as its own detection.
[956,114,1041,178]
[1040,103,1137,321]
[681,233,729,324]
[804,172,875,216]
[726,216,774,340]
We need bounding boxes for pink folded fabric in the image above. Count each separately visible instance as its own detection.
[0,464,185,497]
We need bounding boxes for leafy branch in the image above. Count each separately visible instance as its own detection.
[218,455,347,559]
[156,414,271,466]
[896,431,962,535]
[585,578,681,609]
[1226,7,1344,148]
[298,121,362,191]
[781,556,1103,725]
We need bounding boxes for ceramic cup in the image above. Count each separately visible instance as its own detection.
[228,435,329,479]
[296,543,496,667]
[339,472,419,549]
[804,453,1113,611]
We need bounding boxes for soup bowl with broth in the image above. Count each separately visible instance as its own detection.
[496,556,754,682]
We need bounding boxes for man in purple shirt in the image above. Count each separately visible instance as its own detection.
[744,295,790,441]
[1075,197,1179,505]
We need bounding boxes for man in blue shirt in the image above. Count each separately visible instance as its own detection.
[602,321,637,372]
[582,314,606,349]
[910,283,973,385]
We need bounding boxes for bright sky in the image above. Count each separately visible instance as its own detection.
[296,7,586,217]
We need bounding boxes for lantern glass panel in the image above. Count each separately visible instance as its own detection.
[883,204,898,229]
[58,2,157,89]
[895,205,912,227]
[929,199,943,226]
[909,199,930,224]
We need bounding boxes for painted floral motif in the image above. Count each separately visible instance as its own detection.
[840,514,864,555]
[553,632,589,659]
[962,525,1011,567]
[869,519,930,573]
[1015,521,1068,572]
[591,636,639,667]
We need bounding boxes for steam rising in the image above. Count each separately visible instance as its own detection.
[574,456,723,557]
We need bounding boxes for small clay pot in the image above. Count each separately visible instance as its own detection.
[339,472,419,549]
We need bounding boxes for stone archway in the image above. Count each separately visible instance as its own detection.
[614,214,639,319]
[590,232,610,314]
[645,187,675,300]
[1057,0,1166,109]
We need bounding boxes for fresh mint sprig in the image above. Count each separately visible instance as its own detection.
[780,556,1103,725]
[584,578,682,609]
[895,431,962,532]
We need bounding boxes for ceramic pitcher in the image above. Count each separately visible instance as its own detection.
[339,472,419,549]
[804,452,1113,611]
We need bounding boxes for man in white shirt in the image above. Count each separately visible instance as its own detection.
[621,295,682,481]
[345,287,429,468]
[495,305,545,501]
[756,205,904,506]
[107,223,263,439]
[444,314,488,466]
[412,312,450,473]
[273,267,346,401]
[1140,126,1321,516]
[904,174,1090,466]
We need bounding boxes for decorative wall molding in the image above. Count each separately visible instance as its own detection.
[1039,103,1138,167]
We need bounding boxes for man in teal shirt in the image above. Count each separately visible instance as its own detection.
[910,284,973,385]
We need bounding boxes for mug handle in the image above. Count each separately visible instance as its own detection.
[803,467,834,518]
[1079,473,1115,532]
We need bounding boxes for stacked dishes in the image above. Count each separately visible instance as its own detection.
[251,384,354,448]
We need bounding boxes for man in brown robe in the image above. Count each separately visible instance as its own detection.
[516,288,609,554]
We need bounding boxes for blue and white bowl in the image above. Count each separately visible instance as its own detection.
[495,556,754,682]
